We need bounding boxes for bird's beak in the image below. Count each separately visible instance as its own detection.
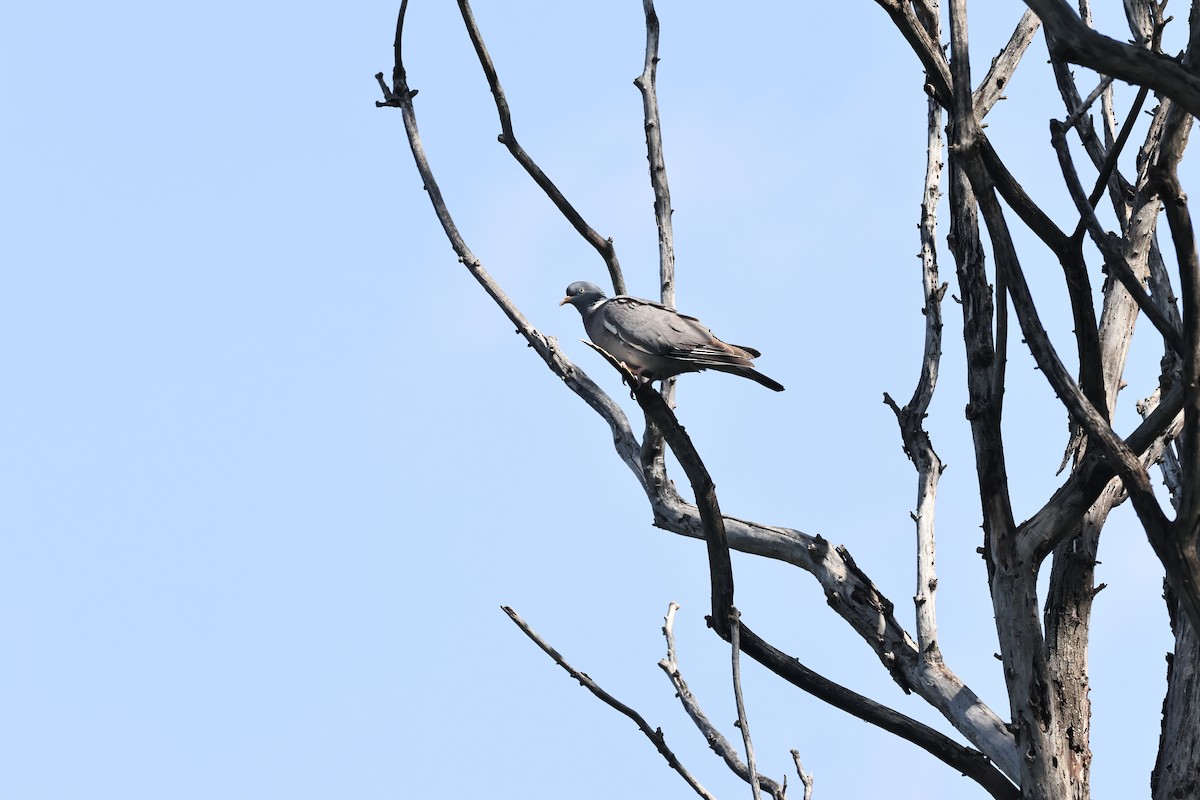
[559,297,571,306]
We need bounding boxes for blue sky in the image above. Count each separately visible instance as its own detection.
[1,2,1187,798]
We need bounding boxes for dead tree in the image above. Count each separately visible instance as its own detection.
[377,2,1200,798]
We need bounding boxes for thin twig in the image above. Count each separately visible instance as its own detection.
[790,750,814,800]
[633,0,675,309]
[455,0,626,295]
[729,609,763,800]
[1046,3,1139,220]
[1062,75,1115,131]
[1080,85,1150,231]
[659,603,786,799]
[374,2,648,496]
[633,0,677,511]
[502,606,717,800]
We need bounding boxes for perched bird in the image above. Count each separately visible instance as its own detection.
[560,281,784,392]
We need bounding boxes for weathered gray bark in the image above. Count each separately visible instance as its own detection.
[1154,600,1200,800]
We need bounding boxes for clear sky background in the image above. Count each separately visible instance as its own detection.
[2,2,1191,798]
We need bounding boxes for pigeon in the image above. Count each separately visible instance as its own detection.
[560,281,784,392]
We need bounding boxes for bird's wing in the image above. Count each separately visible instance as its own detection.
[599,297,759,368]
[597,297,715,356]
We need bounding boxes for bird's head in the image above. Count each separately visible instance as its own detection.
[560,281,607,313]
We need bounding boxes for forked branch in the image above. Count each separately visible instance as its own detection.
[1025,0,1200,117]
[659,603,786,800]
[633,0,677,512]
[502,606,717,800]
[884,9,948,657]
[456,0,626,295]
[628,379,1019,800]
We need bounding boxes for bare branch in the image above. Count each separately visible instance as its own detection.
[585,353,1018,776]
[1025,0,1200,118]
[733,621,1020,800]
[886,64,947,658]
[502,606,717,800]
[1123,0,1158,49]
[627,379,1020,798]
[374,3,648,497]
[455,0,626,295]
[632,0,676,308]
[973,10,1042,116]
[633,0,677,510]
[1143,387,1200,800]
[1157,92,1200,495]
[1140,388,1185,510]
[388,0,408,93]
[1020,381,1185,561]
[979,170,1170,535]
[881,0,1079,257]
[874,0,953,106]
[942,4,1089,795]
[1086,85,1148,218]
[637,385,736,628]
[790,750,814,800]
[729,609,762,800]
[969,139,1192,644]
[1041,122,1106,416]
[1048,104,1186,357]
[982,138,1073,255]
[944,0,1019,588]
[628,362,1018,792]
[1062,76,1115,133]
[938,4,1179,581]
[1153,164,1200,633]
[1048,46,1135,225]
[659,603,786,800]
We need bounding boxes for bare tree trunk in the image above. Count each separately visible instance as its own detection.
[1154,596,1200,800]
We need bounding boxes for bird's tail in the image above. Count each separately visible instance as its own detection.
[712,363,785,392]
